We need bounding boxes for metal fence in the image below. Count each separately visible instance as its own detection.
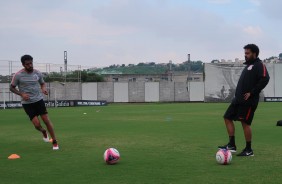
[0,60,82,83]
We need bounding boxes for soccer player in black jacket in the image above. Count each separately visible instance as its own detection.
[218,44,270,156]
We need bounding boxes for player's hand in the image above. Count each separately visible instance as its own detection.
[42,88,48,95]
[244,92,251,100]
[21,93,30,101]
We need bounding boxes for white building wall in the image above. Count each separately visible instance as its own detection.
[114,83,129,102]
[145,82,159,102]
[82,83,97,100]
[189,82,204,101]
[274,64,282,97]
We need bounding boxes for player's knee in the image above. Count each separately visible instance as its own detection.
[224,118,232,123]
[31,118,41,129]
[241,121,251,128]
[41,115,50,123]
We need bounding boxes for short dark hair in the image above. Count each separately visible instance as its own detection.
[244,44,259,57]
[21,55,33,65]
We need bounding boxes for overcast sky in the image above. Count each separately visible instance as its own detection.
[0,0,281,67]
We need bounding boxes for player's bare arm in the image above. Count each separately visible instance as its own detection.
[41,83,48,95]
[10,85,30,101]
[244,92,251,100]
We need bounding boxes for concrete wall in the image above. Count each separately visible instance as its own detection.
[0,82,82,102]
[159,82,175,102]
[145,82,159,102]
[97,82,114,102]
[47,82,81,100]
[128,82,145,102]
[174,82,189,101]
[0,83,21,101]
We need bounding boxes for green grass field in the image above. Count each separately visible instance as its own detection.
[1,103,282,184]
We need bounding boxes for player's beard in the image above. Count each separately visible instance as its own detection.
[25,67,33,73]
[245,56,255,63]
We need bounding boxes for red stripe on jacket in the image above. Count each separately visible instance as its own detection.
[11,69,24,86]
[246,107,252,120]
[262,64,266,77]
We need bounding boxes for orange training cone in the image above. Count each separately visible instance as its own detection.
[8,154,20,160]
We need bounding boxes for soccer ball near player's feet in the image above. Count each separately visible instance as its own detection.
[104,148,120,165]
[216,149,232,165]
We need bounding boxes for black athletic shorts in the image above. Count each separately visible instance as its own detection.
[22,99,48,120]
[223,102,258,125]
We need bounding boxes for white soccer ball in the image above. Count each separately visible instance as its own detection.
[216,149,232,165]
[104,148,120,165]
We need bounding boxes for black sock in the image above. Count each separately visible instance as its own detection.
[52,139,57,144]
[229,136,235,146]
[246,141,252,150]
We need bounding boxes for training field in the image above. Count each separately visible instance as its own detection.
[1,103,282,184]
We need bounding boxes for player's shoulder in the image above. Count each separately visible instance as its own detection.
[253,59,264,68]
[33,69,42,74]
[13,69,25,77]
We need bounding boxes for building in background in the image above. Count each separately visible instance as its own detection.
[102,72,203,82]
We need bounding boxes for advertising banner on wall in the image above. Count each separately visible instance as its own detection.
[264,97,282,102]
[205,63,244,102]
[0,100,107,109]
[204,63,274,102]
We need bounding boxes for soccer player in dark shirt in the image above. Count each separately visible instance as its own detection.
[218,44,269,156]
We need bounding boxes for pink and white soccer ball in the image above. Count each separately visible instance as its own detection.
[216,149,232,165]
[104,148,120,165]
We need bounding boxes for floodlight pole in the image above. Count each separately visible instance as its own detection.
[2,88,5,109]
[9,61,12,102]
[64,51,67,100]
[187,54,191,101]
[47,87,57,108]
[54,88,57,108]
[64,51,67,83]
[169,60,173,81]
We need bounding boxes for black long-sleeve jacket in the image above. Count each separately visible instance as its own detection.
[234,58,270,105]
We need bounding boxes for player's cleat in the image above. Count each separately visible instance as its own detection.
[52,140,59,150]
[218,144,237,153]
[42,130,50,143]
[237,148,254,157]
[53,144,59,150]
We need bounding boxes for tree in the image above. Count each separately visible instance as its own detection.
[79,71,104,82]
[44,70,104,82]
[137,62,145,66]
